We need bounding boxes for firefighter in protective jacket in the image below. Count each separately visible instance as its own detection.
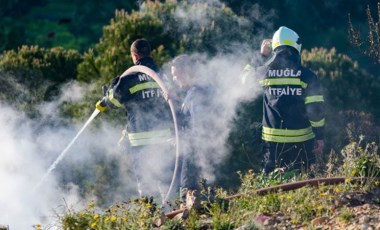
[243,26,325,174]
[96,38,173,197]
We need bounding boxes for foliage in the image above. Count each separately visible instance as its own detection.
[1,0,378,55]
[57,140,380,229]
[338,206,355,223]
[77,0,255,84]
[301,47,380,153]
[302,47,379,115]
[60,197,163,230]
[340,139,380,189]
[349,3,380,64]
[0,0,136,52]
[1,2,380,228]
[0,45,82,116]
[0,46,82,82]
[213,141,380,228]
[0,0,45,52]
[74,0,257,129]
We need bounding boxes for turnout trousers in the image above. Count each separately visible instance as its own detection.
[262,138,315,175]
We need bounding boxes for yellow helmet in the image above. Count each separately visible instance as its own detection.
[271,26,302,53]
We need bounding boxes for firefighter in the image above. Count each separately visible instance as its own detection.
[243,26,325,175]
[170,54,215,208]
[96,38,174,198]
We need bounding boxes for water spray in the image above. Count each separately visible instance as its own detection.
[33,109,101,192]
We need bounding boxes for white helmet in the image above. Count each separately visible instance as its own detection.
[271,26,302,53]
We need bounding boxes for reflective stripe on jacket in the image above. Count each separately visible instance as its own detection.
[107,57,173,145]
[262,126,315,143]
[245,46,325,143]
[128,128,172,147]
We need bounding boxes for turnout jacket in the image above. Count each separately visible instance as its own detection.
[106,57,173,147]
[180,85,212,131]
[245,47,325,143]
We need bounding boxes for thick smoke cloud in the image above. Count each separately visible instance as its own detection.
[0,1,275,228]
[153,0,275,182]
[162,52,264,185]
[0,81,128,229]
[0,104,67,229]
[157,1,274,185]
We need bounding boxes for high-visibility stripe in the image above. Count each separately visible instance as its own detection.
[262,126,313,136]
[283,39,295,46]
[128,129,171,139]
[262,132,315,143]
[305,95,324,104]
[273,39,295,50]
[129,137,170,146]
[244,64,253,72]
[262,126,315,143]
[108,89,123,108]
[259,78,308,88]
[129,82,160,94]
[128,129,172,147]
[242,64,253,85]
[310,118,325,127]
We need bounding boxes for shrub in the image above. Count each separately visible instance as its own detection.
[0,45,82,115]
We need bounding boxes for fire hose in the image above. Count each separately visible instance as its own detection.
[164,176,371,219]
[120,66,181,204]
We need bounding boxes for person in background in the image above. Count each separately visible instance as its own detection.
[96,38,174,199]
[243,26,325,175]
[170,54,215,208]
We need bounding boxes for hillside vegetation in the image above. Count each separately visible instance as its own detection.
[0,1,380,229]
[60,141,380,229]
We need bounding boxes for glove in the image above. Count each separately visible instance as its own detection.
[95,85,109,112]
[96,97,107,112]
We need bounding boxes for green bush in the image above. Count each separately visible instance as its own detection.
[302,47,380,151]
[302,47,380,115]
[0,45,82,115]
[0,45,82,82]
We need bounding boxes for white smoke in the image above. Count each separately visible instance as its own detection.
[0,104,61,229]
[156,0,274,190]
[0,1,276,228]
[0,80,127,229]
[165,52,264,184]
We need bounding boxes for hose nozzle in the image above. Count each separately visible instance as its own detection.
[96,85,109,112]
[96,97,107,112]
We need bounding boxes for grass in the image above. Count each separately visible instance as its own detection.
[338,206,355,223]
[46,140,380,229]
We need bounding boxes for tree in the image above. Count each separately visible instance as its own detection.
[77,0,256,84]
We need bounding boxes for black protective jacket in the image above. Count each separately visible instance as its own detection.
[180,85,212,131]
[106,57,173,147]
[248,47,325,143]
